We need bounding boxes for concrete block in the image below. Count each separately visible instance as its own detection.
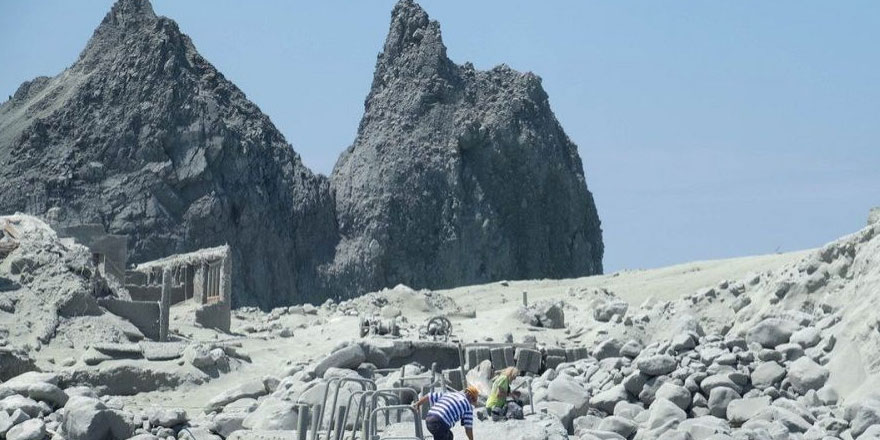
[98,299,161,340]
[566,347,590,362]
[443,369,464,390]
[515,348,542,374]
[490,348,510,370]
[545,346,566,358]
[465,347,491,370]
[545,356,566,370]
[195,301,231,333]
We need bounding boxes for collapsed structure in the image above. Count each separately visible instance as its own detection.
[57,223,232,339]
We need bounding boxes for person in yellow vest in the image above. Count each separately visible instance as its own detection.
[486,367,520,420]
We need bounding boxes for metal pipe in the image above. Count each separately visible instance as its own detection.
[333,405,347,440]
[296,405,310,440]
[369,405,424,440]
[458,342,468,389]
[310,404,322,440]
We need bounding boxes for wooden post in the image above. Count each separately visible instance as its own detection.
[522,291,528,307]
[159,268,171,342]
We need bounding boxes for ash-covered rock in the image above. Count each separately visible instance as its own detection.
[328,0,603,294]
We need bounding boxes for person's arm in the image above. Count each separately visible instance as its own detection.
[463,408,474,440]
[412,394,430,410]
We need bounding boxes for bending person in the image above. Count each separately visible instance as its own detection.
[413,385,479,440]
[486,367,520,420]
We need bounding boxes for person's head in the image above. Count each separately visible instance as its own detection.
[465,385,479,404]
[502,367,519,381]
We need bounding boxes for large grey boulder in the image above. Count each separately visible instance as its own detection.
[207,378,270,412]
[645,398,687,431]
[597,416,638,438]
[851,399,880,437]
[787,357,829,394]
[726,396,771,426]
[547,374,589,416]
[61,396,133,440]
[707,388,741,419]
[589,384,629,414]
[314,345,366,377]
[6,419,46,440]
[535,401,577,433]
[241,397,298,431]
[655,383,691,411]
[328,0,604,295]
[746,318,798,348]
[636,355,678,376]
[0,395,42,418]
[750,362,786,389]
[25,382,68,408]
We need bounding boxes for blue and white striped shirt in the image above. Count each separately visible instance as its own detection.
[426,392,473,428]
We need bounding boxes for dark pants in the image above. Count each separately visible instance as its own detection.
[426,416,453,440]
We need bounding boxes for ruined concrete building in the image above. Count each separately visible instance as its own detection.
[58,223,232,340]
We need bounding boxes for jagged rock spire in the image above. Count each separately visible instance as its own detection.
[371,0,453,91]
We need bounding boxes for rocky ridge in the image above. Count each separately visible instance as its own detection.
[0,0,604,308]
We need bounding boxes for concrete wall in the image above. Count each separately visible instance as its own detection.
[97,298,161,340]
[127,285,161,302]
[195,301,231,333]
[57,224,128,282]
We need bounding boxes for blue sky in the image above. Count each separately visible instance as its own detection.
[2,1,878,273]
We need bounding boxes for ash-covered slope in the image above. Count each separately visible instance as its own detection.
[329,0,603,294]
[0,0,337,308]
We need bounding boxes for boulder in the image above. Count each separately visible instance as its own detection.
[148,408,187,428]
[594,299,628,322]
[746,318,798,348]
[851,400,880,437]
[593,339,622,360]
[547,374,589,416]
[750,362,786,389]
[241,397,298,430]
[636,355,677,376]
[61,396,133,440]
[207,378,269,412]
[0,410,30,437]
[597,416,638,438]
[655,383,691,411]
[25,382,68,408]
[314,345,366,378]
[789,327,820,348]
[726,396,771,426]
[787,357,829,394]
[535,401,577,433]
[6,418,46,440]
[589,384,629,414]
[0,395,43,418]
[646,398,687,431]
[707,387,741,419]
[620,340,643,358]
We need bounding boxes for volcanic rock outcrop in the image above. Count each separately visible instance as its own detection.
[328,0,603,293]
[0,0,337,308]
[0,0,604,306]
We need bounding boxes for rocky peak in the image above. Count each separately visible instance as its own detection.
[330,1,603,294]
[371,0,453,95]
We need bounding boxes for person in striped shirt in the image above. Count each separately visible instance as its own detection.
[412,385,479,440]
